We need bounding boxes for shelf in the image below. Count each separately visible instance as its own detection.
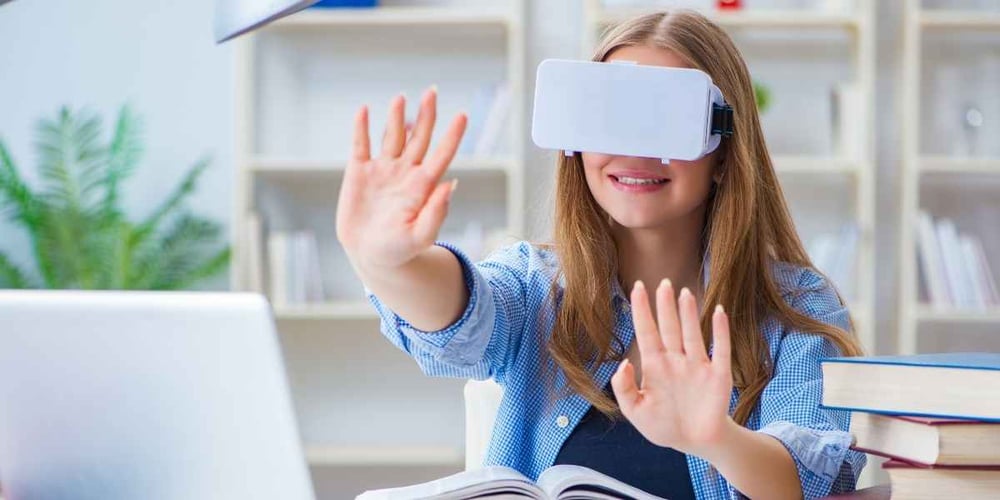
[250,157,514,178]
[269,6,512,29]
[772,156,860,174]
[274,301,377,321]
[916,305,1000,323]
[919,10,1000,30]
[305,444,464,467]
[595,8,860,30]
[919,157,1000,175]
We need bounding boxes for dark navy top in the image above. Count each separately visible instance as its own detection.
[553,382,696,500]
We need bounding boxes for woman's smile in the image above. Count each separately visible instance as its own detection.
[608,169,672,193]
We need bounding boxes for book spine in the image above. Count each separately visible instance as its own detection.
[474,81,511,157]
[304,231,325,303]
[293,232,308,305]
[970,236,1000,307]
[960,236,987,310]
[937,218,970,307]
[917,211,950,306]
[244,211,265,294]
[268,232,288,308]
[461,83,497,157]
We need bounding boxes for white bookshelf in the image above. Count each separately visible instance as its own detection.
[231,1,526,496]
[582,1,878,355]
[917,306,1000,324]
[272,301,378,321]
[305,444,464,466]
[898,0,1000,355]
[249,156,516,177]
[593,8,861,30]
[269,5,513,28]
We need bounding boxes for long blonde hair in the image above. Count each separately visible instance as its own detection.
[544,10,863,425]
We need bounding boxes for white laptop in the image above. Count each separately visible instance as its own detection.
[0,290,314,500]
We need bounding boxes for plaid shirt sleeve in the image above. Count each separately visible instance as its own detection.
[753,270,867,499]
[366,241,533,384]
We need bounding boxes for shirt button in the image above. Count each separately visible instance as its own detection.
[621,301,631,313]
[555,415,569,428]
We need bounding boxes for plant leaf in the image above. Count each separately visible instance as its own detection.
[36,107,105,214]
[0,138,41,226]
[131,156,210,247]
[0,250,34,289]
[103,105,143,214]
[129,213,228,290]
[162,247,231,291]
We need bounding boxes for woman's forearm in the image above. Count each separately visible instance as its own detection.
[355,245,468,333]
[698,419,803,500]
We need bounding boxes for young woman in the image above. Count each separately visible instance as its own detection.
[336,9,866,500]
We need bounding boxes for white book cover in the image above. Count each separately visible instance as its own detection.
[292,232,309,305]
[917,211,951,307]
[959,236,988,309]
[303,231,325,303]
[474,80,511,157]
[969,236,1000,307]
[936,218,971,308]
[267,232,288,307]
[244,212,265,294]
[460,83,498,157]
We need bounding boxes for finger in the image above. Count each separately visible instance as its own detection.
[351,104,371,163]
[711,304,732,379]
[679,288,708,361]
[611,359,641,416]
[402,85,437,165]
[631,281,665,359]
[656,279,682,353]
[380,93,406,159]
[338,105,370,237]
[422,112,467,181]
[412,179,457,246]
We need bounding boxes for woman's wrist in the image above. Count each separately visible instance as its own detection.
[688,415,743,465]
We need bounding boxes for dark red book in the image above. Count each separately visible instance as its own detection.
[850,412,1000,466]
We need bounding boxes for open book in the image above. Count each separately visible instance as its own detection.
[356,465,667,500]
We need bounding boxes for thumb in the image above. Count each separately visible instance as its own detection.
[611,359,642,417]
[413,179,457,245]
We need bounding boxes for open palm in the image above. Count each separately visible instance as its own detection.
[336,87,467,272]
[611,279,734,457]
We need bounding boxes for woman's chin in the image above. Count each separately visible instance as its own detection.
[609,213,674,230]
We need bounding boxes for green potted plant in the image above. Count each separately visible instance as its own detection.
[0,106,229,290]
[754,80,773,114]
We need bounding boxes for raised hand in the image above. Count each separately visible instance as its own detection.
[611,279,734,457]
[336,87,468,273]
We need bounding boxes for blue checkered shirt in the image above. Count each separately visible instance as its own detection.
[367,241,866,499]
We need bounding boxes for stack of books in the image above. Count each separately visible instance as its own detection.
[821,353,1000,499]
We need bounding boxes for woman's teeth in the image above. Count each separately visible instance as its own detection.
[615,176,668,185]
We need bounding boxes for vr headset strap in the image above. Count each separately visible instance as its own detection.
[711,103,734,138]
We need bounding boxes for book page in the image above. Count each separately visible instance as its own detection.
[356,465,544,500]
[537,465,667,500]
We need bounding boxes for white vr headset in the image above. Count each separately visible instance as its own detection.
[531,58,734,164]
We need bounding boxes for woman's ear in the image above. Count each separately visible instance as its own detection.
[712,160,725,184]
[712,148,727,184]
